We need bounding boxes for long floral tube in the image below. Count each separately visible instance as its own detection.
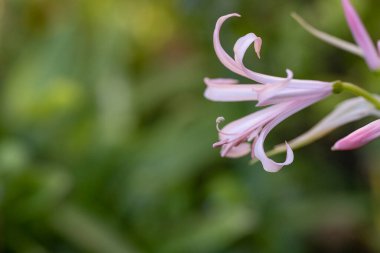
[205,14,333,172]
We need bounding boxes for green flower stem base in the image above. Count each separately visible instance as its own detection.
[333,81,380,109]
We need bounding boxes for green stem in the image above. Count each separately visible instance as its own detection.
[333,81,380,109]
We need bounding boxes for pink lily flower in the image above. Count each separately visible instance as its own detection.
[293,0,380,70]
[206,14,333,172]
[332,119,380,150]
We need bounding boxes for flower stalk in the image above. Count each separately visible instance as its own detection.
[333,81,380,109]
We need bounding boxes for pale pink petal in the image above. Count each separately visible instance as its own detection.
[214,14,333,86]
[213,14,248,77]
[232,31,332,87]
[218,103,288,141]
[204,76,332,104]
[215,15,297,84]
[253,96,326,172]
[215,104,288,157]
[223,142,251,158]
[204,78,239,85]
[232,33,290,84]
[257,88,331,106]
[233,33,262,61]
[332,119,380,150]
[204,78,259,101]
[342,0,380,69]
[255,128,294,173]
[256,70,332,106]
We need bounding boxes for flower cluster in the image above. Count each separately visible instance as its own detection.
[205,0,380,172]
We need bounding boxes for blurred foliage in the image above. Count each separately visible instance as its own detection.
[1,0,380,252]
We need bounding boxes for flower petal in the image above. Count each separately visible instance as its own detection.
[257,88,331,106]
[214,14,333,86]
[218,103,288,141]
[223,142,251,158]
[342,0,380,69]
[214,14,248,77]
[332,119,380,150]
[256,70,332,106]
[233,33,262,61]
[253,96,327,172]
[233,33,290,84]
[204,78,259,101]
[255,133,294,173]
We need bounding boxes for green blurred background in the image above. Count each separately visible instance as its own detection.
[1,0,380,252]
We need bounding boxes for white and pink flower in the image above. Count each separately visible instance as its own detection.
[205,14,333,172]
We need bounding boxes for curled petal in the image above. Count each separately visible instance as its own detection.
[342,0,380,70]
[232,33,290,84]
[252,102,299,172]
[215,15,291,84]
[214,14,333,86]
[332,119,380,150]
[255,130,294,173]
[234,33,262,61]
[214,14,248,77]
[253,96,326,172]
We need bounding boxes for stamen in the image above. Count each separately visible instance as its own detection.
[216,116,225,132]
[215,117,244,136]
[213,139,228,148]
[279,69,293,87]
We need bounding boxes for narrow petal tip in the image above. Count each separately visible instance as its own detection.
[254,37,262,59]
[219,13,241,20]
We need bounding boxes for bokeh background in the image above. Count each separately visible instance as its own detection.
[1,0,380,252]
